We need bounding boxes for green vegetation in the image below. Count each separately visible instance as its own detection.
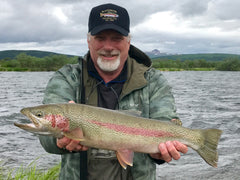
[216,58,240,71]
[0,50,70,60]
[0,51,240,71]
[0,53,78,71]
[152,57,240,71]
[151,53,240,61]
[0,161,60,180]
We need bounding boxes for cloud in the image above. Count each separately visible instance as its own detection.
[0,0,239,55]
[175,0,210,17]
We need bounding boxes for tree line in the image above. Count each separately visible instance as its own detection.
[0,53,78,71]
[0,53,240,71]
[152,57,240,71]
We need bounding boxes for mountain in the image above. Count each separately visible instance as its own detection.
[144,49,240,62]
[0,50,74,60]
[145,49,170,58]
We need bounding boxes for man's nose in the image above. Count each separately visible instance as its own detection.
[103,39,114,51]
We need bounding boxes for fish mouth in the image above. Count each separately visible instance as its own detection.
[14,122,40,133]
[20,108,42,128]
[14,108,48,135]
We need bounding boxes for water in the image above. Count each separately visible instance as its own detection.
[158,71,240,180]
[0,72,60,169]
[0,71,240,179]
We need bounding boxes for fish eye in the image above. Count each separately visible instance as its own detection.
[35,111,43,117]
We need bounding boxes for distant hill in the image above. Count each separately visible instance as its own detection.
[152,53,240,62]
[145,49,171,58]
[1,50,239,62]
[0,50,75,60]
[144,49,240,61]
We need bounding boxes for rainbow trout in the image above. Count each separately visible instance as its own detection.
[14,103,222,168]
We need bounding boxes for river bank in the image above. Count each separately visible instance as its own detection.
[0,67,215,72]
[1,54,239,71]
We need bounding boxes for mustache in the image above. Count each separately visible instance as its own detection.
[98,50,120,56]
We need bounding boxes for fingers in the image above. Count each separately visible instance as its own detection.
[166,141,180,160]
[173,141,188,154]
[57,137,88,152]
[57,137,71,148]
[158,142,175,162]
[66,140,88,152]
[157,141,188,162]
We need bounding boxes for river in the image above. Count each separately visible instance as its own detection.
[0,71,240,179]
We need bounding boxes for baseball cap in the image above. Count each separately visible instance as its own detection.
[88,3,130,36]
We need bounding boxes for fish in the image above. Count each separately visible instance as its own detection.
[14,103,222,169]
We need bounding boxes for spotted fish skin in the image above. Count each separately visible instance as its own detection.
[14,103,222,168]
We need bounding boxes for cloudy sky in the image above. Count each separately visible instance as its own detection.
[1,0,239,56]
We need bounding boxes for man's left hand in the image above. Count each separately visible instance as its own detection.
[150,141,188,162]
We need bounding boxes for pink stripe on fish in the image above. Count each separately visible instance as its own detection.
[88,120,174,137]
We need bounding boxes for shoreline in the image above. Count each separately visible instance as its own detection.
[0,67,216,72]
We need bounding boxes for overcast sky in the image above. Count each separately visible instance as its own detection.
[1,0,239,56]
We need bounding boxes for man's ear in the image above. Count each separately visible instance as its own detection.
[87,33,91,43]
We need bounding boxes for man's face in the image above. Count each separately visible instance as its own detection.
[88,30,130,73]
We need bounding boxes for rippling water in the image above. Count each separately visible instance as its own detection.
[0,71,240,179]
[159,71,240,180]
[0,72,60,170]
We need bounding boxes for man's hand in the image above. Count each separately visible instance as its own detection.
[57,137,88,152]
[150,141,188,162]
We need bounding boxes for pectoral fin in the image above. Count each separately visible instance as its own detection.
[116,149,134,169]
[63,128,85,141]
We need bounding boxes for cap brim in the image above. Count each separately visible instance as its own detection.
[90,24,129,36]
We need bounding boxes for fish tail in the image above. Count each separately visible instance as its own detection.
[196,129,222,167]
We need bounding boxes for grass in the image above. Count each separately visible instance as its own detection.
[0,160,60,180]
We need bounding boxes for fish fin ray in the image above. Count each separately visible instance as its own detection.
[196,129,222,168]
[116,149,134,169]
[63,128,85,141]
[116,153,127,169]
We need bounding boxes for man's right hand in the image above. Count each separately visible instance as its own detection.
[57,136,88,152]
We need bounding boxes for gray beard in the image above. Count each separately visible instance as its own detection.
[97,56,121,72]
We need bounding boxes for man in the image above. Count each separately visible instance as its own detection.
[39,3,188,180]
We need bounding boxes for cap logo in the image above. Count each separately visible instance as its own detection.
[100,9,119,21]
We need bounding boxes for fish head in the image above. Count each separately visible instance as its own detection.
[14,104,69,138]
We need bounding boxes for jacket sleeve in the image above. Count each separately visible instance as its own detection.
[39,64,82,154]
[144,68,179,166]
[147,68,179,121]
